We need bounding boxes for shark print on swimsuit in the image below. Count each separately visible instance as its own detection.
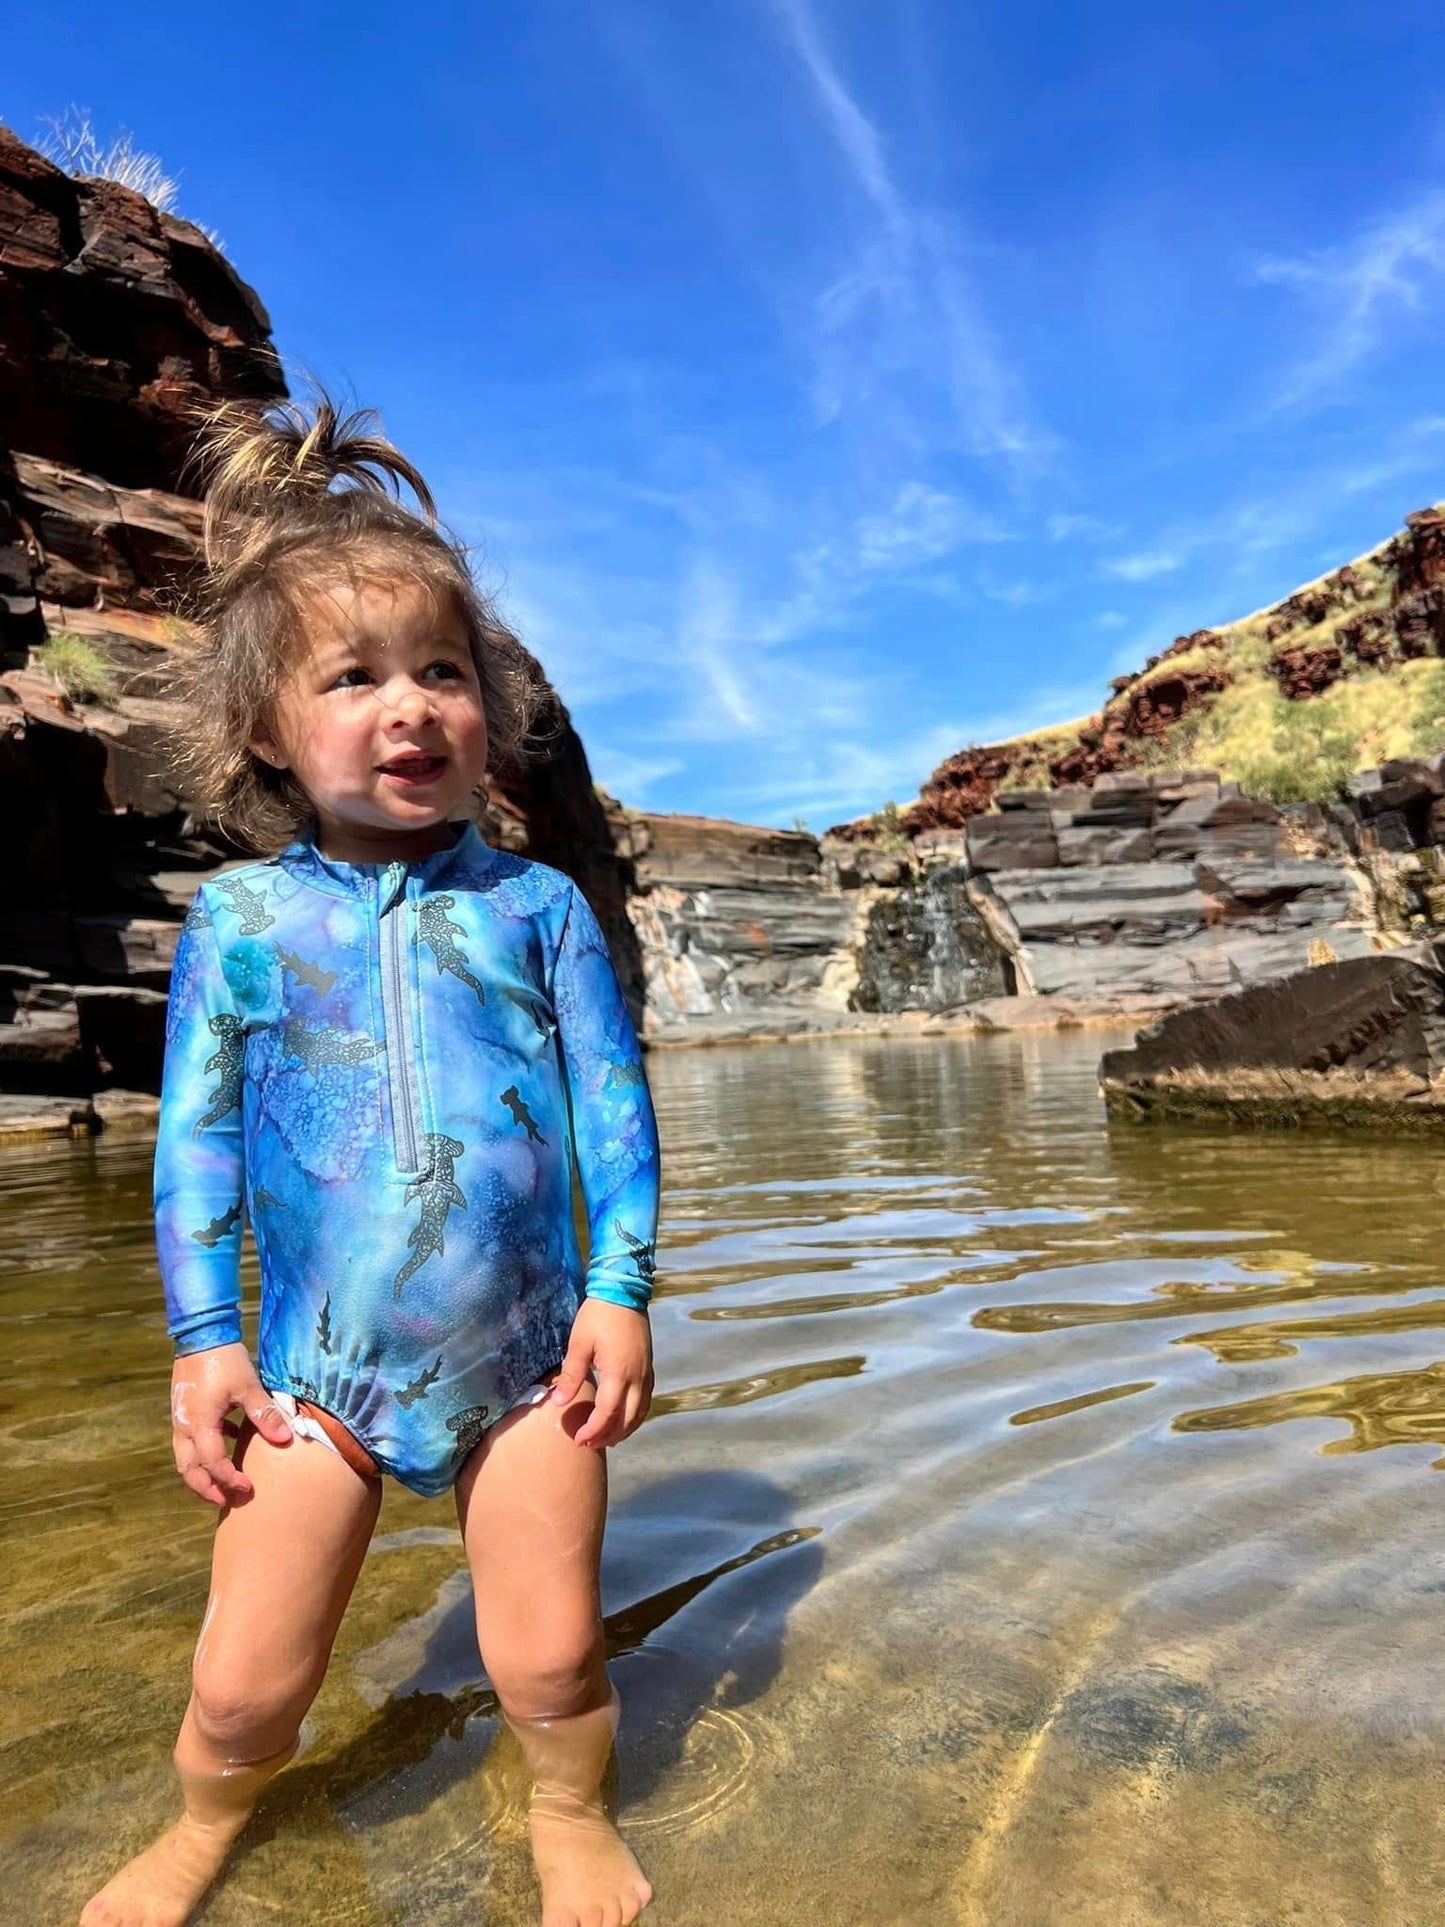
[281,1014,375,1073]
[154,824,661,1496]
[393,1132,467,1299]
[396,1356,443,1409]
[500,1084,546,1144]
[416,894,486,1002]
[194,1014,245,1135]
[616,1220,657,1288]
[216,873,274,935]
[447,1403,491,1462]
[503,984,555,1039]
[277,947,337,995]
[192,1200,243,1249]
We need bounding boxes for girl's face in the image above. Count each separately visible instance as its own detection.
[250,573,490,863]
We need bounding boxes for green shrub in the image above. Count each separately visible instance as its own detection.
[1192,661,1445,802]
[869,799,910,852]
[33,633,120,706]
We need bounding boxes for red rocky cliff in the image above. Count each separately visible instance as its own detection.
[831,508,1445,840]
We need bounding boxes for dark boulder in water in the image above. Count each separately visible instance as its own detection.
[1099,941,1445,1131]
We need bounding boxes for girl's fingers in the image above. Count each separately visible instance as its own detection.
[243,1391,293,1444]
[183,1464,228,1507]
[186,1423,252,1503]
[617,1382,644,1442]
[549,1348,593,1405]
[174,1437,229,1508]
[574,1374,626,1447]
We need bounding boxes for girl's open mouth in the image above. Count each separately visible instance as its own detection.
[379,755,447,788]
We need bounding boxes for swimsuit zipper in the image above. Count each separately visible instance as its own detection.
[378,866,423,1173]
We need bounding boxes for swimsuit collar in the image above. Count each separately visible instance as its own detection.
[275,818,499,900]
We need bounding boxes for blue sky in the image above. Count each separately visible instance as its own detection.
[10,3,1445,829]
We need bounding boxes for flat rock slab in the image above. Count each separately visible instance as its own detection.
[0,1093,98,1141]
[1100,941,1445,1131]
[0,1087,159,1141]
[92,1088,162,1130]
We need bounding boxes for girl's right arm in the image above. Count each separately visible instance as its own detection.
[154,891,291,1506]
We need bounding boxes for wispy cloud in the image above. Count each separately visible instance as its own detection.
[854,481,1009,569]
[740,679,1102,826]
[764,0,1053,472]
[1046,512,1119,543]
[1101,549,1183,582]
[586,745,687,802]
[1257,188,1445,406]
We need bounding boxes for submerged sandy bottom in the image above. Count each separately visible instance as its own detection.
[6,1030,1445,1924]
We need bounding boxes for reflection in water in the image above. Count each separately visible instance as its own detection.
[1175,1358,1445,1463]
[1009,1381,1156,1427]
[6,1030,1445,1921]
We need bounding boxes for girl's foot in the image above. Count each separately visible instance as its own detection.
[529,1792,653,1927]
[78,1812,243,1927]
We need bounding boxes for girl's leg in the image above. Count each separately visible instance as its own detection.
[455,1377,652,1927]
[81,1421,383,1927]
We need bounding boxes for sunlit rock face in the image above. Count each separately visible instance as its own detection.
[0,126,285,495]
[616,812,861,1031]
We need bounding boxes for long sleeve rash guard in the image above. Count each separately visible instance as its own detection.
[153,820,661,1495]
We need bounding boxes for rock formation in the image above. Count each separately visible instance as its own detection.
[1099,942,1445,1132]
[0,126,284,498]
[962,768,1373,1009]
[829,509,1445,839]
[618,812,857,1024]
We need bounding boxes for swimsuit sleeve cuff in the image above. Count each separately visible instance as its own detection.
[170,1310,245,1356]
[582,1281,652,1314]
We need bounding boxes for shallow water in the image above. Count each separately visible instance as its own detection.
[6,1030,1445,1924]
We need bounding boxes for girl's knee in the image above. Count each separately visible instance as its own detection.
[190,1654,319,1754]
[491,1630,608,1721]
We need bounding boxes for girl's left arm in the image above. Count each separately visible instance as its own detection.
[547,880,661,1444]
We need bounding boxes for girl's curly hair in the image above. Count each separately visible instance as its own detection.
[162,386,554,851]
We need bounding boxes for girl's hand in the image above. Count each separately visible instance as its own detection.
[170,1342,294,1507]
[551,1299,654,1449]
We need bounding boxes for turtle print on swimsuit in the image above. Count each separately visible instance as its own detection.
[152,821,661,1498]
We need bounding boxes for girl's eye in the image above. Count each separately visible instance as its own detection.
[426,659,464,680]
[332,667,372,689]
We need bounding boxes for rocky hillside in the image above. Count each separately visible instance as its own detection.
[831,507,1445,839]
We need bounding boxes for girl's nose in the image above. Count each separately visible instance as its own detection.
[381,680,436,722]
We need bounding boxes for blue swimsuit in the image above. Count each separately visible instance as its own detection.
[153,820,661,1496]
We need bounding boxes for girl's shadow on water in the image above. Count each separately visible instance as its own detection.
[241,1467,821,1843]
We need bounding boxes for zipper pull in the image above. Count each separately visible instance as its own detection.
[379,862,408,916]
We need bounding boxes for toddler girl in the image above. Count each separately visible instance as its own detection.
[82,394,661,1927]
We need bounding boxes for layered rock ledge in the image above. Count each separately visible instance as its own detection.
[1099,942,1445,1132]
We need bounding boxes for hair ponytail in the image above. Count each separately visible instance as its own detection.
[186,394,439,572]
[162,383,553,852]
